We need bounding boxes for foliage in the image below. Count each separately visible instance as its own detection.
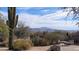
[31,36,49,46]
[42,32,66,44]
[15,21,29,39]
[30,31,67,46]
[0,13,9,47]
[71,31,79,44]
[13,39,33,50]
[39,38,49,46]
[61,7,79,19]
[0,19,9,41]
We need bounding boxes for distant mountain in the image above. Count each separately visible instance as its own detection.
[29,27,78,32]
[29,27,55,32]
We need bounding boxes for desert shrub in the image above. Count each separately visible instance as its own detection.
[15,21,30,39]
[71,31,79,44]
[31,37,41,46]
[44,32,66,44]
[31,31,66,46]
[2,39,8,47]
[40,38,49,46]
[13,39,33,51]
[31,37,49,46]
[0,21,9,43]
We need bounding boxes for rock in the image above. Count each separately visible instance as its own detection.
[48,45,60,51]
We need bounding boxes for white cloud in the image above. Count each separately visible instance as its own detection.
[0,9,78,30]
[0,11,8,22]
[42,9,73,20]
[17,7,31,10]
[18,9,78,30]
[0,11,7,17]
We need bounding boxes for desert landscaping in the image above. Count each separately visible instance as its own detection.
[0,7,79,51]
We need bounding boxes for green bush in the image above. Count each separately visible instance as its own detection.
[3,40,8,47]
[30,32,66,46]
[39,38,49,46]
[13,39,33,51]
[44,32,66,44]
[32,37,50,46]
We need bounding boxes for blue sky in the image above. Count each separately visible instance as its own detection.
[0,7,79,30]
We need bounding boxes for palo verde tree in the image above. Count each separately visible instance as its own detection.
[62,7,79,19]
[0,16,9,42]
[15,21,29,39]
[7,7,18,50]
[62,7,79,43]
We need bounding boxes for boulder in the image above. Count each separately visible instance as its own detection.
[48,45,60,51]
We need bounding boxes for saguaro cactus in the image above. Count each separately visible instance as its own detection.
[7,7,18,50]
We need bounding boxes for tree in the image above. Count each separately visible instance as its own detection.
[15,21,29,39]
[7,7,18,50]
[0,17,9,42]
[62,7,79,44]
[62,7,79,19]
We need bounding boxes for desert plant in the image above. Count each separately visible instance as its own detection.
[15,21,29,39]
[31,36,49,46]
[44,32,66,44]
[30,31,66,46]
[0,20,9,47]
[13,39,33,51]
[39,38,49,46]
[7,7,18,50]
[0,21,9,41]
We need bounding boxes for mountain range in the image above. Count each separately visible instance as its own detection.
[29,27,78,32]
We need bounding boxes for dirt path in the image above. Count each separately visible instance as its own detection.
[28,46,51,51]
[61,45,79,51]
[0,45,79,51]
[0,46,51,51]
[28,45,79,51]
[0,47,8,51]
